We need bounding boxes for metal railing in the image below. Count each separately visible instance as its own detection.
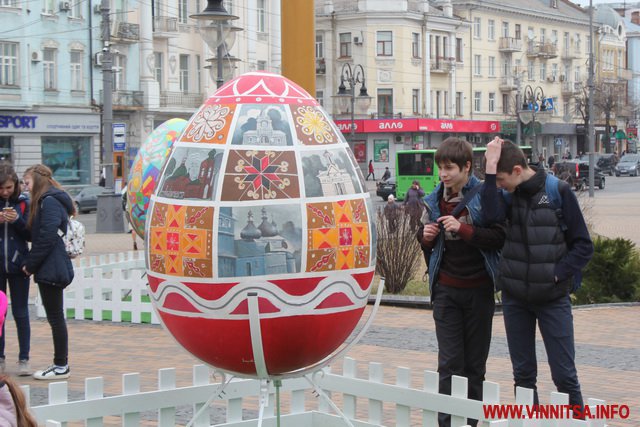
[159,91,206,108]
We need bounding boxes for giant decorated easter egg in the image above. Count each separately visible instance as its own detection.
[146,72,376,377]
[127,118,187,238]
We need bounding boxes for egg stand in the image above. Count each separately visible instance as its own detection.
[185,278,385,427]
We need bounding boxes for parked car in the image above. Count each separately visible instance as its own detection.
[53,168,90,185]
[376,178,396,201]
[554,160,605,190]
[73,185,108,213]
[578,153,618,176]
[614,154,640,177]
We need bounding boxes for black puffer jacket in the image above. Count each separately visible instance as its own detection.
[0,194,30,275]
[24,188,74,287]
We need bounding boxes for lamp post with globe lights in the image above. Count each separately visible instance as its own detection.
[519,85,552,154]
[333,63,372,152]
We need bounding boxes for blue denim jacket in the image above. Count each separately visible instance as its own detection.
[422,175,501,296]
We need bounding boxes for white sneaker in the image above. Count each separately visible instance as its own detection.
[17,360,31,376]
[33,365,70,380]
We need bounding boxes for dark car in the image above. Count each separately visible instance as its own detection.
[73,185,108,213]
[578,153,618,176]
[376,177,396,201]
[614,154,640,177]
[554,160,605,191]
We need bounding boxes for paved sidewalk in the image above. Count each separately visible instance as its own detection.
[7,188,639,425]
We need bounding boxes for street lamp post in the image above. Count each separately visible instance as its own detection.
[519,85,551,154]
[333,63,372,152]
[190,0,240,89]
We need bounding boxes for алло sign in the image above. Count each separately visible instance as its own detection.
[0,115,37,129]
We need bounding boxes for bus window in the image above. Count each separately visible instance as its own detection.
[397,152,435,176]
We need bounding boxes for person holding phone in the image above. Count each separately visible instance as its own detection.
[0,162,31,376]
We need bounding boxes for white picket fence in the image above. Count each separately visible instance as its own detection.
[34,251,158,324]
[28,357,609,427]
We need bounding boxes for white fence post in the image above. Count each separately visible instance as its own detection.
[395,366,411,426]
[191,365,211,427]
[122,372,141,427]
[158,368,176,427]
[367,362,384,425]
[85,377,104,427]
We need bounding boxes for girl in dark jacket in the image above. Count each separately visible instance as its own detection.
[0,163,31,376]
[21,164,75,380]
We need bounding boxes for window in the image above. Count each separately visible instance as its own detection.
[339,33,351,58]
[574,66,580,82]
[257,60,266,70]
[412,33,420,58]
[474,91,481,113]
[435,90,441,117]
[315,33,324,58]
[0,42,18,86]
[154,52,163,90]
[455,38,463,62]
[527,60,534,80]
[377,89,393,117]
[42,137,92,186]
[443,36,449,58]
[488,20,495,41]
[0,0,18,6]
[257,0,266,33]
[0,136,11,162]
[540,28,546,43]
[196,55,201,93]
[488,56,495,77]
[502,94,509,114]
[43,48,56,90]
[552,63,558,79]
[223,0,233,14]
[515,24,521,40]
[474,55,481,76]
[70,0,82,18]
[444,91,449,116]
[412,89,419,114]
[43,0,55,14]
[473,17,481,39]
[113,53,126,90]
[551,30,558,46]
[456,92,463,116]
[178,0,188,24]
[179,54,189,93]
[540,62,546,80]
[488,92,495,112]
[502,59,510,76]
[564,32,570,50]
[502,22,509,38]
[316,90,324,107]
[70,50,83,91]
[575,34,581,52]
[563,102,569,117]
[376,31,393,56]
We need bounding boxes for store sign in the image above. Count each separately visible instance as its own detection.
[363,118,419,133]
[113,123,126,152]
[0,112,100,133]
[334,120,364,133]
[334,118,501,134]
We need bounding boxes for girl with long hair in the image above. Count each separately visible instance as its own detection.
[22,164,75,380]
[0,162,31,376]
[0,374,38,426]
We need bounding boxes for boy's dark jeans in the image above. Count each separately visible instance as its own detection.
[433,284,495,427]
[502,292,583,410]
[38,282,68,366]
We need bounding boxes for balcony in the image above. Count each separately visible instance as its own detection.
[526,41,540,57]
[618,69,632,80]
[316,58,326,75]
[159,92,205,109]
[499,76,518,92]
[111,22,140,43]
[561,81,581,97]
[430,58,454,73]
[561,49,580,61]
[538,42,558,59]
[153,16,178,38]
[99,90,144,109]
[498,37,522,53]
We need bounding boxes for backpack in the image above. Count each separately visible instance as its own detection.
[58,216,85,259]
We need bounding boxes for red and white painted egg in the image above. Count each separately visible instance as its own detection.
[146,72,376,377]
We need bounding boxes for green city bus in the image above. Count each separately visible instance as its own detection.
[395,146,532,200]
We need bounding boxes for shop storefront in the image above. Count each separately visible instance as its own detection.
[0,111,101,185]
[334,118,501,177]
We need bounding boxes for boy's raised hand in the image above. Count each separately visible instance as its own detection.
[485,136,503,174]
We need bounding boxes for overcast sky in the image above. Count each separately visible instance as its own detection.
[571,0,633,6]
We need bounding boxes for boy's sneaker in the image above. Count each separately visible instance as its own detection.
[33,365,70,380]
[17,360,31,376]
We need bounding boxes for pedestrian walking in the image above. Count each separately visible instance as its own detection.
[418,137,505,427]
[366,160,375,181]
[21,164,75,380]
[383,194,400,232]
[0,163,31,376]
[381,167,391,182]
[403,180,425,228]
[482,138,593,415]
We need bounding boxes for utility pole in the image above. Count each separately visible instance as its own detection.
[96,0,125,232]
[588,0,595,197]
[515,73,522,146]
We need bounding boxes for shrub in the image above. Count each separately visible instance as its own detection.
[375,206,423,294]
[573,236,640,304]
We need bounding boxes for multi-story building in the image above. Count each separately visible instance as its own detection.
[0,0,281,185]
[0,1,103,181]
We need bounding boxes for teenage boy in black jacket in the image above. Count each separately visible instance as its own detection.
[482,138,593,415]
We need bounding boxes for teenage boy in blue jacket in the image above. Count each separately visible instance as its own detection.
[418,137,505,427]
[482,138,593,415]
